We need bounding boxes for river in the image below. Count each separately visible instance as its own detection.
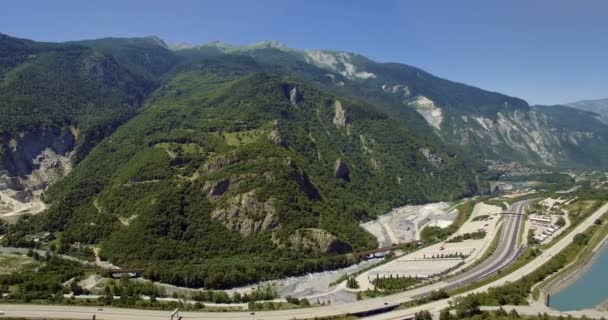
[550,243,608,311]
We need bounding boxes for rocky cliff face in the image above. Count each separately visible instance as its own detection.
[443,108,605,167]
[408,96,443,130]
[268,120,287,147]
[210,191,279,237]
[0,128,75,221]
[333,159,350,181]
[288,228,352,254]
[419,148,444,168]
[332,100,351,130]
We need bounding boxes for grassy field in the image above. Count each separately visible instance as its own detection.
[0,253,39,274]
[216,129,264,146]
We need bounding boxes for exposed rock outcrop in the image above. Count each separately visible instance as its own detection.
[334,159,350,181]
[282,84,302,108]
[288,228,352,254]
[285,159,321,201]
[268,120,286,147]
[304,51,376,80]
[211,191,279,237]
[370,157,383,170]
[333,100,351,129]
[202,179,233,200]
[0,129,73,221]
[382,83,412,98]
[1,129,74,178]
[449,110,580,166]
[359,135,374,154]
[0,175,23,191]
[408,96,443,130]
[419,148,444,168]
[202,151,242,174]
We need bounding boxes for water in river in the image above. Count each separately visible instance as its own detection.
[550,243,608,311]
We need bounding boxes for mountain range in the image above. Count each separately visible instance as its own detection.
[0,33,606,288]
[567,98,608,124]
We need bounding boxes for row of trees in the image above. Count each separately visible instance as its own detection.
[191,284,277,303]
[372,274,420,291]
[447,230,486,243]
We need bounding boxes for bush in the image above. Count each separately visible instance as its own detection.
[573,233,589,246]
[372,275,421,291]
[414,310,432,320]
[346,276,359,289]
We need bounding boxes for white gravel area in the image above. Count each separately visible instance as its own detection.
[361,202,455,247]
[355,201,504,290]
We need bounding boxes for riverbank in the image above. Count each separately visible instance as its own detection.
[540,222,608,310]
[598,298,608,311]
[546,239,607,295]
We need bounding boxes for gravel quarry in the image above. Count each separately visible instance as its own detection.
[361,202,456,247]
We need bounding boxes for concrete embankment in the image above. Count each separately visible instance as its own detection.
[538,224,608,309]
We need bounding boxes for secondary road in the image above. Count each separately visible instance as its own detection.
[0,199,566,320]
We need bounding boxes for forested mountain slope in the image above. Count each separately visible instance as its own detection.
[12,73,482,288]
[178,42,608,168]
[0,34,154,221]
[2,34,608,288]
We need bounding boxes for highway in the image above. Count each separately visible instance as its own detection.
[396,200,529,300]
[366,201,608,320]
[0,199,578,320]
[433,200,530,294]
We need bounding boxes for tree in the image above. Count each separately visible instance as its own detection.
[346,276,359,289]
[70,281,84,295]
[454,296,481,318]
[495,307,507,316]
[414,310,432,320]
[439,308,454,320]
[508,308,520,318]
[573,233,589,246]
[556,216,566,227]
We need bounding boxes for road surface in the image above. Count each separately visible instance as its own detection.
[433,200,531,292]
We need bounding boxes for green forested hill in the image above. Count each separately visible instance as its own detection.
[3,34,608,289]
[0,34,155,163]
[16,72,481,288]
[75,36,179,81]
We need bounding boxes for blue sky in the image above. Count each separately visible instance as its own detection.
[1,0,606,105]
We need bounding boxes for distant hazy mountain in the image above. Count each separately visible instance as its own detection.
[567,98,608,124]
